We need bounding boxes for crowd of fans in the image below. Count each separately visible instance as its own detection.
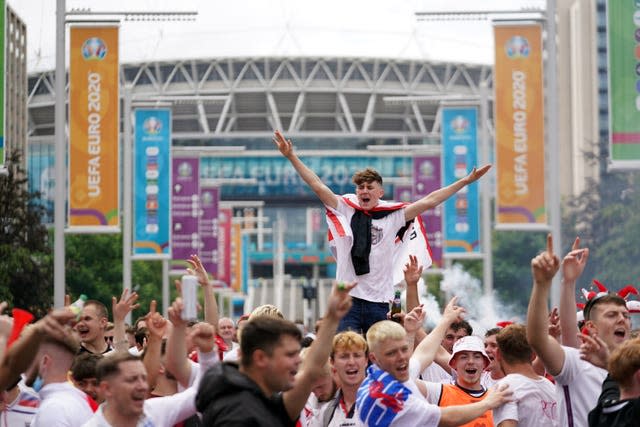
[0,131,638,426]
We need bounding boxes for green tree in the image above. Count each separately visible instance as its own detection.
[0,151,52,316]
[65,233,164,321]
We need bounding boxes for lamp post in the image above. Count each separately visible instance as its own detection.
[414,2,562,307]
[53,2,197,309]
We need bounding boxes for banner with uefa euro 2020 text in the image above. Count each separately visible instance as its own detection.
[494,23,547,228]
[69,26,120,230]
[133,109,171,259]
[411,156,443,267]
[607,0,640,168]
[198,185,219,277]
[442,107,480,255]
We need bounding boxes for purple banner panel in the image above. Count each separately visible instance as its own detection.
[199,185,219,277]
[413,155,443,267]
[171,157,200,269]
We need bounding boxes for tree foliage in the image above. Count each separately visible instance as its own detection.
[0,151,52,316]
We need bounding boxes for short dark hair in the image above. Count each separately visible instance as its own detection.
[583,293,627,321]
[450,320,473,336]
[240,317,302,368]
[96,352,141,382]
[71,353,102,381]
[496,324,532,365]
[85,300,109,320]
[484,327,501,338]
[135,327,148,346]
[352,168,383,186]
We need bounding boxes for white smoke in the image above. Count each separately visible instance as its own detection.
[437,263,522,335]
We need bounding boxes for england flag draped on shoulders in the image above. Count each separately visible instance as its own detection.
[355,365,440,427]
[326,194,432,287]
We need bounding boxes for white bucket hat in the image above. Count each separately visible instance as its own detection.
[449,335,491,368]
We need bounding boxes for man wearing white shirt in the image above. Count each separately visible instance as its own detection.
[493,324,558,427]
[356,320,512,426]
[527,235,630,427]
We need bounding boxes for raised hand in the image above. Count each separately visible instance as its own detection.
[186,254,210,287]
[561,237,589,283]
[463,164,491,184]
[145,301,167,340]
[273,130,294,158]
[112,289,140,322]
[190,322,216,354]
[578,331,609,369]
[168,297,187,329]
[403,304,425,334]
[442,296,466,324]
[403,254,423,287]
[531,234,560,285]
[327,282,356,321]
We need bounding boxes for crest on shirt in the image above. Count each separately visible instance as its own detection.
[371,225,383,245]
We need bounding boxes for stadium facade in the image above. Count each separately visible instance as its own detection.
[27,57,492,282]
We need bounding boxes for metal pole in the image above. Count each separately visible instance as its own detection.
[479,82,493,296]
[546,0,562,308]
[123,85,133,324]
[162,259,169,317]
[54,0,66,308]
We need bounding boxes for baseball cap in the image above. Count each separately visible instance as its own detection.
[449,335,491,368]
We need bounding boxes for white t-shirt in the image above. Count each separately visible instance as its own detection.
[32,382,94,427]
[4,382,40,426]
[554,345,607,427]
[481,371,499,389]
[355,364,441,426]
[312,391,362,427]
[493,373,559,427]
[222,341,239,359]
[420,362,453,384]
[332,197,406,302]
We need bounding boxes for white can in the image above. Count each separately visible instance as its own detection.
[181,274,199,321]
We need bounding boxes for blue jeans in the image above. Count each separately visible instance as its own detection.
[338,297,389,335]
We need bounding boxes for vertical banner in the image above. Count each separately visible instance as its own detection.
[133,109,171,259]
[413,156,443,266]
[0,0,5,168]
[218,208,233,286]
[69,26,120,230]
[232,223,242,291]
[494,23,547,227]
[171,157,200,269]
[199,185,219,277]
[442,107,480,255]
[607,0,640,167]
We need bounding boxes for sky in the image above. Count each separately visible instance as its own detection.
[10,0,547,73]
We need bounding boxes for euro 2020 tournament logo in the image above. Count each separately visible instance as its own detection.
[178,161,193,178]
[81,37,107,61]
[143,117,162,135]
[505,36,530,59]
[450,116,469,134]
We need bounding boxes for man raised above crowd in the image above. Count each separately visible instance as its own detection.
[274,130,490,334]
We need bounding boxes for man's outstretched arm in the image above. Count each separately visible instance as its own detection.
[526,234,565,376]
[274,130,339,209]
[404,164,491,222]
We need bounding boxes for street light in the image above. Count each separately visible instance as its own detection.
[54,2,197,309]
[414,3,561,307]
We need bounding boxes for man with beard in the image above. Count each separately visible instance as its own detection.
[196,282,354,426]
[527,235,631,427]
